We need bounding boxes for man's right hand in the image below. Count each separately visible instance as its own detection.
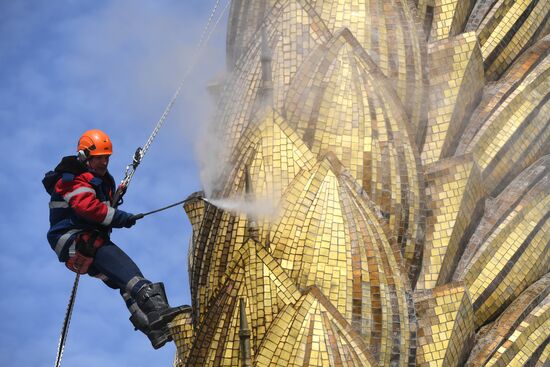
[124,215,138,228]
[124,213,144,228]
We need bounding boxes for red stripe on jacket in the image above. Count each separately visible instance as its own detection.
[55,172,110,224]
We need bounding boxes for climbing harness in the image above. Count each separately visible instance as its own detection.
[53,1,231,366]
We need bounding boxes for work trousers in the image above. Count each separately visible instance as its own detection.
[87,241,151,311]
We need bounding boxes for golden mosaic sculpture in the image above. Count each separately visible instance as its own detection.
[170,1,549,366]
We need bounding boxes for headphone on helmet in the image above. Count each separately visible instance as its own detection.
[77,144,96,162]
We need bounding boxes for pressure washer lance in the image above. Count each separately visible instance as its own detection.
[129,196,211,221]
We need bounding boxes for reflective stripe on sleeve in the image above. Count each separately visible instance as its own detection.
[63,187,96,202]
[101,207,116,226]
[55,229,82,257]
[49,201,69,209]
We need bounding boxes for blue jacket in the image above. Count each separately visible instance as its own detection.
[43,156,133,261]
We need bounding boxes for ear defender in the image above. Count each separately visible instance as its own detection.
[77,144,96,162]
[77,149,88,162]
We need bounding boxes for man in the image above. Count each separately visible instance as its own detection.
[43,129,188,349]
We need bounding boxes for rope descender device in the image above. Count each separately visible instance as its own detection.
[112,147,143,208]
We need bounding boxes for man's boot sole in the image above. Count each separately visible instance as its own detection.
[150,329,172,350]
[150,305,191,330]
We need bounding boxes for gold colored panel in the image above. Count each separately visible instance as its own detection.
[169,310,194,366]
[184,145,416,365]
[177,1,550,366]
[430,0,476,40]
[417,155,485,291]
[218,0,332,156]
[458,35,550,156]
[476,0,550,80]
[422,32,484,165]
[185,239,301,366]
[285,29,426,283]
[414,283,475,366]
[221,108,317,201]
[465,273,550,366]
[226,0,428,140]
[255,286,377,366]
[266,153,414,365]
[460,47,550,196]
[454,156,550,328]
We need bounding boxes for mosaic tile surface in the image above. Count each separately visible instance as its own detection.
[474,0,550,80]
[216,0,332,156]
[457,34,550,157]
[458,40,550,196]
[414,283,475,367]
[453,156,550,328]
[183,144,416,364]
[283,28,426,282]
[220,108,318,202]
[417,155,485,291]
[256,286,378,366]
[170,310,194,365]
[264,153,415,365]
[226,0,428,135]
[429,0,476,40]
[465,273,550,367]
[183,239,301,366]
[422,32,484,165]
[171,1,550,365]
[464,0,495,33]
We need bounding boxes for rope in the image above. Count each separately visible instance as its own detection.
[53,2,231,365]
[120,0,231,191]
[142,0,222,156]
[140,0,229,157]
[54,274,80,367]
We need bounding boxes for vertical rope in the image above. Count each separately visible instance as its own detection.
[140,0,229,159]
[54,274,80,367]
[120,0,232,191]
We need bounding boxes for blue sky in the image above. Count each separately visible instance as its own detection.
[0,1,228,365]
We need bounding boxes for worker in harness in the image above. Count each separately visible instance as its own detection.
[42,129,189,349]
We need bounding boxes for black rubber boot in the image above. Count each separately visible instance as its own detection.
[129,307,172,349]
[135,282,191,330]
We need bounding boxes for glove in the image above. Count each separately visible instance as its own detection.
[124,216,137,228]
[124,215,139,228]
[124,214,143,228]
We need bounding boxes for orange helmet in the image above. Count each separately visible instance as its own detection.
[77,129,113,158]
